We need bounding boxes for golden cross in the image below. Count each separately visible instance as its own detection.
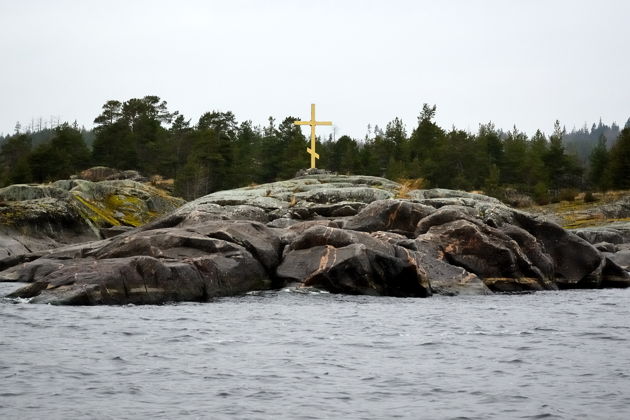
[294,104,332,169]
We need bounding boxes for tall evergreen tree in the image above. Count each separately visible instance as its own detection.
[29,124,91,182]
[609,128,630,189]
[92,100,135,169]
[0,133,32,185]
[275,117,307,179]
[92,96,175,175]
[545,120,569,192]
[408,104,444,181]
[524,129,549,190]
[589,134,610,191]
[501,126,529,187]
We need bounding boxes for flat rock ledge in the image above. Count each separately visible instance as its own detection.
[0,178,185,259]
[2,173,629,305]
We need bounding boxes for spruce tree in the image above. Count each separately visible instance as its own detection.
[609,128,630,189]
[588,134,610,191]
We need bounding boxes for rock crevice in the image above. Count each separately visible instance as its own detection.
[2,173,629,304]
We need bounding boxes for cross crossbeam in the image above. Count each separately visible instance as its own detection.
[294,104,332,169]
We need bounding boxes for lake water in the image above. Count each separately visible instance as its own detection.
[2,285,630,419]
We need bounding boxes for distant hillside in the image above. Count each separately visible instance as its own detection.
[563,118,630,165]
[0,127,94,149]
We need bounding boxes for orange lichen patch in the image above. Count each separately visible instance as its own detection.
[443,243,459,254]
[317,245,336,272]
[398,246,428,278]
[482,277,542,290]
[386,202,402,228]
[459,273,479,285]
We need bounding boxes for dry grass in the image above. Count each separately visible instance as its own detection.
[522,189,630,229]
[288,195,298,207]
[147,176,175,195]
[395,178,426,199]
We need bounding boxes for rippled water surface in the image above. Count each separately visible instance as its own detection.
[2,286,630,419]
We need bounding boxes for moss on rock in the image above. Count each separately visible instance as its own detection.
[0,178,186,257]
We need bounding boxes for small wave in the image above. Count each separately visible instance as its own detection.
[419,341,443,346]
[0,392,23,397]
[500,358,526,364]
[506,394,529,400]
[593,335,626,341]
[577,331,627,341]
[533,327,559,332]
[521,414,562,419]
[0,297,32,304]
[280,286,330,295]
[0,312,28,320]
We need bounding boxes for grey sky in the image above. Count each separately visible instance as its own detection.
[1,0,628,139]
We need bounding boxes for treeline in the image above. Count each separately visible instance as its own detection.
[563,119,626,164]
[1,97,629,203]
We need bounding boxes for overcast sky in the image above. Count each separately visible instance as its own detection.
[1,0,629,139]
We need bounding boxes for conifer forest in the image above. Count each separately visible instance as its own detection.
[1,96,629,203]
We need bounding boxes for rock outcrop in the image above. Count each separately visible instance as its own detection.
[570,222,630,273]
[0,178,185,259]
[2,173,629,305]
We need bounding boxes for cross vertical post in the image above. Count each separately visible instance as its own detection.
[294,104,332,169]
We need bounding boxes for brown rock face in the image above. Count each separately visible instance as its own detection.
[418,220,556,292]
[4,241,269,305]
[511,213,605,288]
[278,244,430,297]
[344,200,435,236]
[2,174,629,305]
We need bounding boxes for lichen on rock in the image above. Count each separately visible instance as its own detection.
[0,176,185,259]
[1,172,629,305]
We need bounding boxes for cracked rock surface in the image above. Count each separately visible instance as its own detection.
[2,174,629,304]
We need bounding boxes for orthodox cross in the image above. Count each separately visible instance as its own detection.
[294,104,332,169]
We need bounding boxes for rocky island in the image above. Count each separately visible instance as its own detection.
[1,170,629,305]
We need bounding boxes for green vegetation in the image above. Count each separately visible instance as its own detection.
[523,190,630,229]
[2,96,630,203]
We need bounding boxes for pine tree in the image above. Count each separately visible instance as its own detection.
[609,128,630,189]
[29,124,91,182]
[589,134,610,191]
[545,120,568,193]
[0,133,32,185]
[277,117,308,179]
[501,126,528,187]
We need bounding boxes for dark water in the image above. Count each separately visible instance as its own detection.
[2,286,630,420]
